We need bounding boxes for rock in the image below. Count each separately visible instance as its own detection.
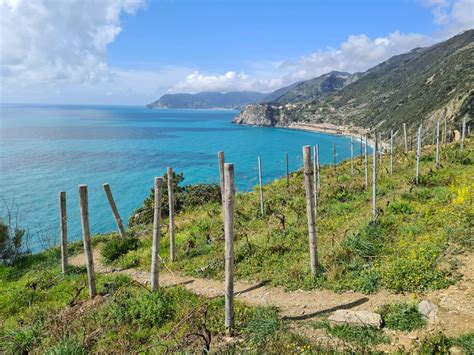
[418,300,439,322]
[328,310,383,328]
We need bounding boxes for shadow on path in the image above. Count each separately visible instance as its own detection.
[282,297,369,321]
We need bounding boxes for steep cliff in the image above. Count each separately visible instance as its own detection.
[235,30,474,139]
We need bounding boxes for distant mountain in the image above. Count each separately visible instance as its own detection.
[235,30,474,140]
[146,91,266,109]
[262,71,359,104]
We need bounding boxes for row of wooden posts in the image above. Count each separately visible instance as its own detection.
[58,118,468,333]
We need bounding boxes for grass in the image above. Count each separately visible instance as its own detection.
[379,303,426,331]
[0,139,472,353]
[113,139,473,294]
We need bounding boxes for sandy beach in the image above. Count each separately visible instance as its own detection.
[285,122,390,150]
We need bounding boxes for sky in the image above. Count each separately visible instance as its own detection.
[0,0,473,105]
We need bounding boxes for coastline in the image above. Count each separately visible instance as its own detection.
[236,120,388,150]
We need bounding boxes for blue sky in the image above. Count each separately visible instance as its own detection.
[0,0,473,104]
[109,0,437,72]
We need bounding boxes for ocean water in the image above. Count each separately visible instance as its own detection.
[0,104,362,251]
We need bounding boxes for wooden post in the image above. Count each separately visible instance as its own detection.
[461,117,466,150]
[313,146,318,219]
[390,130,393,176]
[303,146,318,275]
[257,156,264,216]
[333,142,336,171]
[315,144,321,190]
[151,177,163,291]
[167,167,176,262]
[403,123,408,154]
[444,117,448,147]
[103,183,126,239]
[78,185,97,298]
[218,151,225,205]
[416,125,422,185]
[364,135,369,189]
[59,191,68,274]
[378,132,383,166]
[436,122,440,168]
[372,134,377,220]
[224,163,235,333]
[285,152,289,187]
[360,135,363,161]
[350,137,354,177]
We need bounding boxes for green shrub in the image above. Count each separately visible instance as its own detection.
[388,201,413,215]
[101,237,140,264]
[129,171,221,226]
[242,307,286,351]
[327,324,389,346]
[450,333,474,353]
[0,324,43,354]
[0,219,28,265]
[344,223,387,258]
[382,252,451,293]
[352,269,381,294]
[111,290,175,328]
[379,303,426,331]
[417,332,451,354]
[101,274,132,294]
[44,337,85,355]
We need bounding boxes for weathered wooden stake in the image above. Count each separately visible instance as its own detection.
[390,130,393,176]
[103,183,126,239]
[303,146,318,275]
[350,137,354,176]
[315,144,321,190]
[416,125,422,185]
[461,117,466,150]
[360,135,363,161]
[313,146,318,219]
[403,123,408,154]
[78,185,97,298]
[218,151,225,205]
[151,177,163,291]
[378,132,383,166]
[436,121,440,168]
[372,134,377,220]
[224,163,235,333]
[286,152,289,187]
[364,135,369,189]
[444,117,448,147]
[258,156,264,216]
[167,167,176,262]
[59,191,68,274]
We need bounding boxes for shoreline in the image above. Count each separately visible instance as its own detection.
[236,121,388,150]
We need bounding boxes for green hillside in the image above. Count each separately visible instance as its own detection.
[1,138,472,353]
[235,30,474,141]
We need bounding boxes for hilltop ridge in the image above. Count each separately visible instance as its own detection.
[235,30,474,140]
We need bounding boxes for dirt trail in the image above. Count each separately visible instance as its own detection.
[70,250,474,338]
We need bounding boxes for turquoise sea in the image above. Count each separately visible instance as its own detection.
[0,104,363,251]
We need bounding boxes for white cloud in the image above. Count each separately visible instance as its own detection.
[0,0,146,101]
[0,0,472,102]
[171,70,283,93]
[284,31,432,81]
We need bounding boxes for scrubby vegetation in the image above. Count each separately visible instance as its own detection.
[128,170,221,227]
[0,139,472,353]
[379,303,426,331]
[117,139,473,296]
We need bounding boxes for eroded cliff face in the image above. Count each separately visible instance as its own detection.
[233,104,301,127]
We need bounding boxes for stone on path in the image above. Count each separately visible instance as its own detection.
[328,310,383,328]
[418,300,439,322]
